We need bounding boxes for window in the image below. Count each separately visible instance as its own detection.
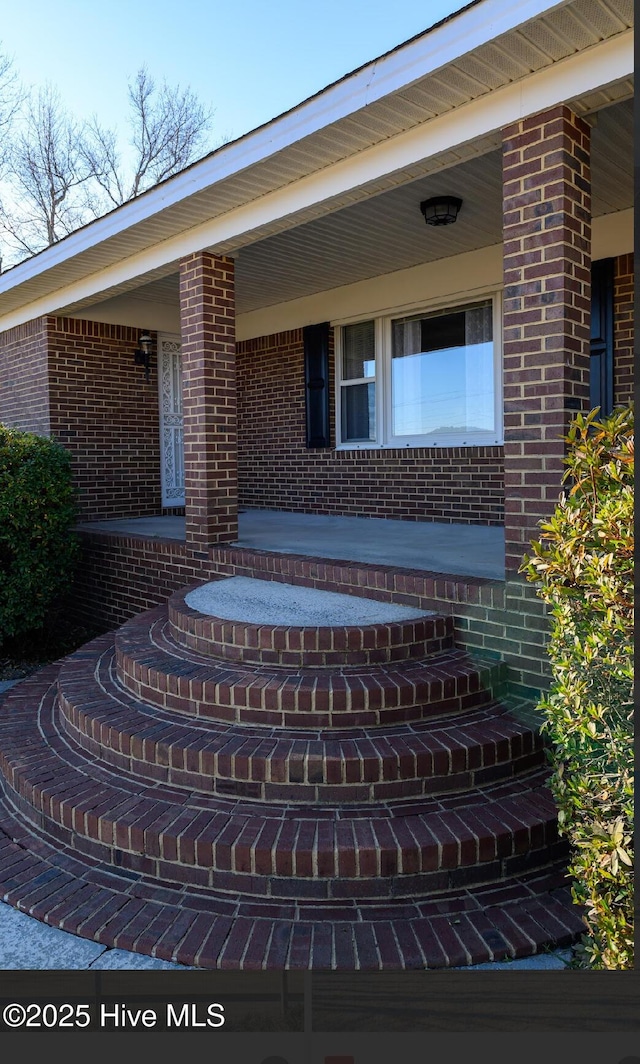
[340,319,377,442]
[336,295,502,448]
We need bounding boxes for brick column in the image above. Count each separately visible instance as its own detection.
[613,253,634,407]
[502,105,591,575]
[179,251,237,553]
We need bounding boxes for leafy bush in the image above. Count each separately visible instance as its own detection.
[521,405,634,969]
[0,425,79,643]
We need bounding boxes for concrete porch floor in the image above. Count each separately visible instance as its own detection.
[80,510,506,581]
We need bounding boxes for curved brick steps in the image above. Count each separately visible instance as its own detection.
[168,585,455,667]
[0,791,584,969]
[56,637,545,803]
[0,577,586,968]
[0,668,564,904]
[115,608,506,728]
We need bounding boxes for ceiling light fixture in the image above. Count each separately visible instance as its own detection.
[420,196,463,226]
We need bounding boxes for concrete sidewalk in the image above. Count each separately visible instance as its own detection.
[0,900,193,969]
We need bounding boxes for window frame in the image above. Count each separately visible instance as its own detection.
[334,289,503,450]
[338,318,380,444]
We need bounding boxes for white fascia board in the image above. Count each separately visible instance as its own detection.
[0,31,633,334]
[0,0,573,292]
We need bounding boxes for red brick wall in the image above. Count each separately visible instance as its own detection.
[0,317,51,435]
[614,252,634,407]
[48,318,162,520]
[237,329,504,525]
[2,250,632,541]
[71,530,206,633]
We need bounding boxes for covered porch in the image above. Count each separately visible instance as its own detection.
[47,82,632,580]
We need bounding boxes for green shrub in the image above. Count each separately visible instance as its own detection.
[521,405,634,969]
[0,425,79,643]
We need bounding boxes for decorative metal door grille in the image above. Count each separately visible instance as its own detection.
[158,334,185,506]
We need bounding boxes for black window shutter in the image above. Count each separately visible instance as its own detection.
[590,258,614,417]
[303,322,330,447]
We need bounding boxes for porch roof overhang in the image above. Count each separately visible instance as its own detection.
[0,0,633,334]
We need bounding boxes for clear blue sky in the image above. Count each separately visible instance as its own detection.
[1,1,463,148]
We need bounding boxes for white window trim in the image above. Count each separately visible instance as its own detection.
[334,287,503,450]
[337,317,379,445]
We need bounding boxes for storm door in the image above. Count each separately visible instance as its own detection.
[158,333,185,507]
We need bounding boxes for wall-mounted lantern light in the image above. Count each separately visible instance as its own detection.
[134,331,154,382]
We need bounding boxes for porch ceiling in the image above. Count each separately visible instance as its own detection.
[58,94,633,321]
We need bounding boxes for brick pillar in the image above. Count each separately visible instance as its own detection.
[179,251,237,553]
[502,105,591,575]
[613,253,634,407]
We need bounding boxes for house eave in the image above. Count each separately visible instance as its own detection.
[0,0,633,331]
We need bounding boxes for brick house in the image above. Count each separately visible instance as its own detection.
[0,0,634,693]
[0,0,634,968]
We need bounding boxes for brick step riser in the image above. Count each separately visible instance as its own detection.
[0,776,565,901]
[0,793,577,924]
[114,649,507,729]
[0,754,561,887]
[57,692,545,802]
[170,626,455,667]
[0,798,584,968]
[168,596,455,667]
[57,715,545,802]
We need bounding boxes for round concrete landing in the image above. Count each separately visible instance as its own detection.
[185,576,432,627]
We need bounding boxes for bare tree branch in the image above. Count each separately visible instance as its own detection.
[80,118,124,209]
[83,66,213,207]
[0,84,97,257]
[0,42,23,175]
[0,67,215,265]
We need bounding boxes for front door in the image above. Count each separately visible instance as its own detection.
[158,333,185,507]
